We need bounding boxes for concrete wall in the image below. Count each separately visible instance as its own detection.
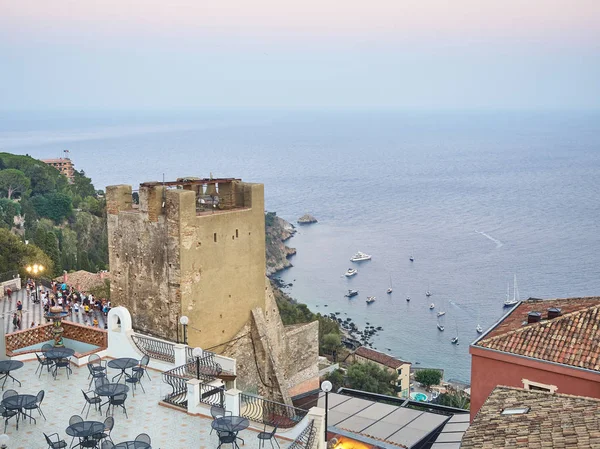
[470,346,600,421]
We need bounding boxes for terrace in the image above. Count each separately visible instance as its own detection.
[0,306,321,449]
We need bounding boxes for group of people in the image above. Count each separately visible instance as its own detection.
[7,278,112,331]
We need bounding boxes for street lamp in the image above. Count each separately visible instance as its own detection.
[0,433,10,448]
[192,347,203,380]
[321,380,332,443]
[25,263,44,303]
[179,316,189,345]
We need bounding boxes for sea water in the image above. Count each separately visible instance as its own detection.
[2,109,600,382]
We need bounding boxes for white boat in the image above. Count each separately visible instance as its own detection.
[344,268,358,277]
[345,289,358,298]
[437,323,445,331]
[437,298,445,317]
[429,303,435,310]
[503,275,520,307]
[409,255,414,262]
[451,320,459,344]
[386,275,393,294]
[425,284,431,297]
[366,296,376,304]
[476,324,483,333]
[350,251,372,262]
[476,304,483,333]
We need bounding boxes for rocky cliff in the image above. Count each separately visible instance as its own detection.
[265,212,296,276]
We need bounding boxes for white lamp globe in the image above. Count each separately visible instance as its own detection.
[192,347,203,358]
[321,380,333,392]
[179,316,189,325]
[0,433,10,447]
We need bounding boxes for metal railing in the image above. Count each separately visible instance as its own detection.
[199,381,225,408]
[162,362,191,410]
[186,348,224,378]
[132,333,175,363]
[240,393,308,429]
[288,420,316,449]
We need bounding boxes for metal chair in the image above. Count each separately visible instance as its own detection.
[35,353,54,377]
[135,433,151,444]
[68,415,83,448]
[124,370,145,396]
[210,405,232,434]
[41,343,53,353]
[0,405,17,433]
[257,425,281,449]
[108,393,128,419]
[24,389,46,423]
[95,377,109,391]
[88,363,107,388]
[44,432,68,449]
[217,431,240,449]
[81,390,102,419]
[92,416,114,444]
[101,441,114,449]
[132,354,151,380]
[53,357,72,379]
[2,389,17,401]
[88,354,107,375]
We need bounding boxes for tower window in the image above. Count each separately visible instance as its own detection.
[236,229,239,238]
[214,233,217,243]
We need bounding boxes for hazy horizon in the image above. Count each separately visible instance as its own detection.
[1,0,599,111]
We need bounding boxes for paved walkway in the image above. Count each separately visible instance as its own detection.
[2,288,107,334]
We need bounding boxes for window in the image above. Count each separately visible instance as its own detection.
[397,368,402,376]
[214,233,217,243]
[236,229,239,238]
[522,379,557,393]
[501,407,530,415]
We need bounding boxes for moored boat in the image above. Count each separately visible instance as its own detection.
[344,268,358,277]
[345,289,358,298]
[366,296,376,304]
[350,251,372,262]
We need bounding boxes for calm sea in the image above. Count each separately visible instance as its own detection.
[2,110,600,382]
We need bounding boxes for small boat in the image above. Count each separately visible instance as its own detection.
[429,303,435,310]
[345,290,358,298]
[344,268,358,277]
[386,275,393,294]
[350,251,372,262]
[476,324,483,333]
[426,290,431,297]
[437,311,445,316]
[437,323,445,331]
[476,304,483,333]
[451,320,459,344]
[366,296,376,304]
[409,255,414,262]
[406,296,410,302]
[503,275,520,307]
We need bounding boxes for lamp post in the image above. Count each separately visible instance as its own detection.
[179,316,189,345]
[192,347,203,380]
[25,263,44,303]
[0,433,9,448]
[321,380,332,443]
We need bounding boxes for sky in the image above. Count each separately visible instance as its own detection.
[1,0,599,110]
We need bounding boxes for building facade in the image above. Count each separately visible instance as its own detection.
[470,297,600,421]
[41,157,75,182]
[352,346,412,396]
[106,177,319,402]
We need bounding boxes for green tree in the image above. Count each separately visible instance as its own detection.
[414,369,443,390]
[325,369,345,392]
[0,198,20,228]
[346,362,397,395]
[31,192,73,223]
[436,391,470,410]
[0,169,30,199]
[322,333,342,354]
[0,228,53,276]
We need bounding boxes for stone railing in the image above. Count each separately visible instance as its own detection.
[5,321,107,357]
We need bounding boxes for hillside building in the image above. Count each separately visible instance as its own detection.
[106,177,319,403]
[352,346,412,396]
[41,157,75,182]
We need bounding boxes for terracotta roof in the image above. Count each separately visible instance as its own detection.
[354,347,410,369]
[54,270,110,293]
[475,297,600,371]
[461,386,600,448]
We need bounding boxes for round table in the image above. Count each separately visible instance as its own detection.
[66,420,105,446]
[45,347,76,360]
[96,383,129,397]
[114,442,151,449]
[2,394,37,429]
[108,358,139,382]
[211,416,250,433]
[0,360,24,388]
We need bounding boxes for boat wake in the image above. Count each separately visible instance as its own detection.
[475,230,504,249]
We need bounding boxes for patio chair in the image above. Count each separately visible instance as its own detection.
[81,390,102,419]
[88,354,107,376]
[69,415,84,448]
[24,389,46,423]
[101,441,114,449]
[217,431,240,449]
[135,433,151,444]
[88,363,107,388]
[124,369,145,396]
[35,352,54,377]
[53,357,72,379]
[132,354,151,380]
[0,405,17,433]
[257,425,281,449]
[41,343,53,353]
[43,432,68,449]
[95,377,109,391]
[2,389,17,401]
[210,405,232,434]
[92,416,114,444]
[108,393,128,419]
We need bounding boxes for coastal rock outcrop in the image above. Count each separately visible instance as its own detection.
[265,212,297,276]
[297,213,318,224]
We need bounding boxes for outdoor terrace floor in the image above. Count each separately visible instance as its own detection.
[3,359,286,449]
